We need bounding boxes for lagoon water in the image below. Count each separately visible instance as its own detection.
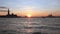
[0,18,60,34]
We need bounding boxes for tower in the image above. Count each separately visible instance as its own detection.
[7,9,10,15]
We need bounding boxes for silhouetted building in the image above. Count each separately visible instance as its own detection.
[8,9,10,15]
[7,9,10,16]
[47,14,53,17]
[0,8,22,18]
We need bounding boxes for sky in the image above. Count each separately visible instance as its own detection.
[0,0,60,17]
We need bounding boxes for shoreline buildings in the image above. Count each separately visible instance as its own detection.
[0,8,60,18]
[0,9,20,18]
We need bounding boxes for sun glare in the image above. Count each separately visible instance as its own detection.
[27,14,31,18]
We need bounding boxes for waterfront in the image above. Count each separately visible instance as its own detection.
[0,18,60,34]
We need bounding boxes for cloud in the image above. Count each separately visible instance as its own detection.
[0,7,7,8]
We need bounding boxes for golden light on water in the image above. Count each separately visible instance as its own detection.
[27,29,32,33]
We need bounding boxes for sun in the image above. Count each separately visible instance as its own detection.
[27,14,32,18]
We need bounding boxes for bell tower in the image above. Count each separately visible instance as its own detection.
[7,9,10,15]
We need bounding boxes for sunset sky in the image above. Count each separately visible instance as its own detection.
[0,0,60,17]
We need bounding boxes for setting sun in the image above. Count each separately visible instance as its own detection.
[27,14,32,18]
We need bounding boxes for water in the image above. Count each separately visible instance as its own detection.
[0,18,60,34]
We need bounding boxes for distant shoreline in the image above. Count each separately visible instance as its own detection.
[0,17,60,18]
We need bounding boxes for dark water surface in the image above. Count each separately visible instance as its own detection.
[0,18,60,34]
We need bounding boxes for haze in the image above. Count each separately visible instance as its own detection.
[0,0,60,17]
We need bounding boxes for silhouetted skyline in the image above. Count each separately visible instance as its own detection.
[0,0,60,17]
[0,8,60,18]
